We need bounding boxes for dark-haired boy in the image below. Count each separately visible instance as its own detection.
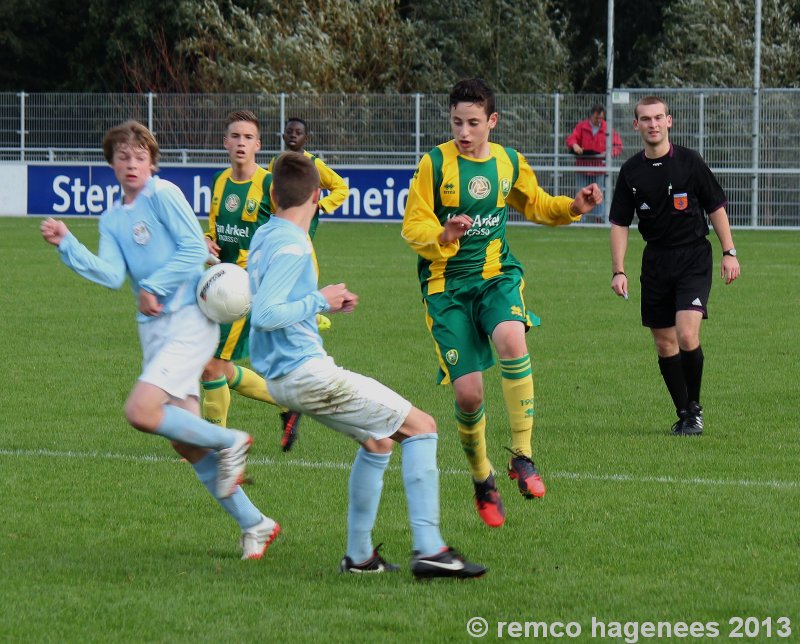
[402,78,601,528]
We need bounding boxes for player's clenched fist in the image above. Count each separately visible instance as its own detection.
[321,283,358,313]
[40,217,69,246]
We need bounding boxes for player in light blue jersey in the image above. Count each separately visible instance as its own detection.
[248,151,486,578]
[40,120,279,560]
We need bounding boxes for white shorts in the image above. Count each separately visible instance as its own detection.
[267,355,412,443]
[138,304,219,400]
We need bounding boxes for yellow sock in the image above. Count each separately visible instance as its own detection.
[228,365,279,407]
[455,404,492,482]
[201,375,230,426]
[500,355,534,457]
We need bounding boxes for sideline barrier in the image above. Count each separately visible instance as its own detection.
[11,164,414,221]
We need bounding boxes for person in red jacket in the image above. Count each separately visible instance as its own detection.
[566,104,623,221]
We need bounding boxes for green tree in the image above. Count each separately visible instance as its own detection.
[0,0,89,90]
[0,0,196,91]
[179,0,448,93]
[651,0,800,87]
[404,0,571,92]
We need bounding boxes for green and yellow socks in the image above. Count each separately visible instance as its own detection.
[456,404,492,482]
[500,355,534,458]
[202,365,280,426]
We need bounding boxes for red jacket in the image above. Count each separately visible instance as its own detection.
[565,119,623,174]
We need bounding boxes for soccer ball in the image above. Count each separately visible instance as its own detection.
[196,263,252,324]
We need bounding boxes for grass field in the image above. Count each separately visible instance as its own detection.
[2,217,799,642]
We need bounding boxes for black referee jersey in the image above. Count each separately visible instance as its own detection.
[609,144,728,247]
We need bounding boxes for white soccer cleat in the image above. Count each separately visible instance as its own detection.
[240,515,281,560]
[216,429,252,498]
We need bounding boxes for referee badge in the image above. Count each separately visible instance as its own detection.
[673,193,688,210]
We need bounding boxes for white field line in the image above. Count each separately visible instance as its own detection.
[2,447,798,491]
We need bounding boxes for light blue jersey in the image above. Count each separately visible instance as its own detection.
[248,216,329,380]
[57,176,208,323]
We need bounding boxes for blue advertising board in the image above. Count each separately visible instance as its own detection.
[27,165,414,221]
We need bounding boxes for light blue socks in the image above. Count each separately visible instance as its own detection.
[401,433,446,557]
[154,405,235,450]
[346,447,390,563]
[192,451,262,530]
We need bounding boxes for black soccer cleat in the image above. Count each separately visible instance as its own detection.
[279,410,302,451]
[411,547,487,580]
[671,403,703,436]
[340,544,400,574]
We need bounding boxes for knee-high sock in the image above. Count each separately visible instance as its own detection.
[500,355,534,457]
[202,375,231,426]
[455,404,491,482]
[680,346,704,405]
[346,447,390,563]
[401,433,446,557]
[154,404,234,450]
[192,451,262,530]
[229,365,279,407]
[658,353,689,413]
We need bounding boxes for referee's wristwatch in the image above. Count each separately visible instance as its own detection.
[723,248,737,257]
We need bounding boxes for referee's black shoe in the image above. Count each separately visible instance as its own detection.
[671,403,703,436]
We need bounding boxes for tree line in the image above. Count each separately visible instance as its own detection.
[2,0,798,93]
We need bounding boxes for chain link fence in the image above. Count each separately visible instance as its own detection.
[2,90,799,227]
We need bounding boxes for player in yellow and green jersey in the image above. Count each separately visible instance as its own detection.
[268,117,349,239]
[202,110,302,451]
[269,117,349,332]
[402,78,602,528]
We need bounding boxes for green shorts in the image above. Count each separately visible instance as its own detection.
[423,271,532,384]
[215,314,250,361]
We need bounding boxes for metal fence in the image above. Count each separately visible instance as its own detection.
[2,90,799,227]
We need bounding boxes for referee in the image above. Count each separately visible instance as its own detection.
[608,96,740,436]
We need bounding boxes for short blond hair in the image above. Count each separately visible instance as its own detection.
[102,120,159,166]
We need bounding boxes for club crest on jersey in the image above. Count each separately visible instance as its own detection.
[244,198,258,217]
[225,194,241,212]
[673,193,688,210]
[468,176,491,200]
[445,349,459,365]
[500,177,511,198]
[132,221,151,245]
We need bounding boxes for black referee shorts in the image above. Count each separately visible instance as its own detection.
[640,239,712,329]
